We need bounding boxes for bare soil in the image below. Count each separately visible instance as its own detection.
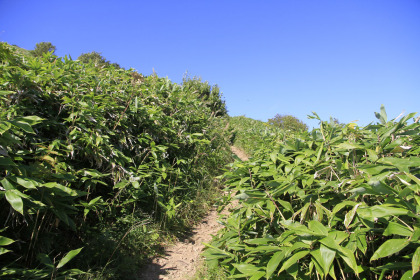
[230,146,249,161]
[138,147,247,280]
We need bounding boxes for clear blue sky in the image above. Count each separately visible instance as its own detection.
[1,0,419,128]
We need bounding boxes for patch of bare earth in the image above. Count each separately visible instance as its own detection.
[230,146,249,161]
[138,147,247,280]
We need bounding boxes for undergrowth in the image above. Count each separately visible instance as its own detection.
[204,108,420,279]
[229,116,284,157]
[0,42,232,279]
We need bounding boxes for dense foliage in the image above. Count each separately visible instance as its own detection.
[204,107,420,279]
[268,114,308,132]
[0,42,231,279]
[31,42,56,57]
[229,116,284,157]
[78,51,121,69]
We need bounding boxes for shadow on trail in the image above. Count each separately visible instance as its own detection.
[138,261,175,280]
[138,229,199,279]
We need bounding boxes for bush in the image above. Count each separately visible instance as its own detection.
[204,106,420,279]
[31,41,56,57]
[268,114,308,132]
[0,42,231,279]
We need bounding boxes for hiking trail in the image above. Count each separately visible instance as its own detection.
[139,146,248,280]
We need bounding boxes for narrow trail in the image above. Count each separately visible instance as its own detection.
[139,146,248,280]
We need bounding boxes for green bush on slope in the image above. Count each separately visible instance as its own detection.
[0,42,231,279]
[229,116,285,156]
[205,108,420,279]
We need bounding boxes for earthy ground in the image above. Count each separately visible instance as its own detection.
[230,146,249,161]
[138,146,248,280]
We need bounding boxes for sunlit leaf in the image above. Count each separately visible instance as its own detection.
[370,239,409,261]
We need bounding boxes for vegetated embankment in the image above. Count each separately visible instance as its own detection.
[204,109,420,279]
[0,42,231,279]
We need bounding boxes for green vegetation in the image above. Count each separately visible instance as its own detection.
[3,40,420,280]
[204,106,420,279]
[0,42,231,279]
[78,51,121,69]
[31,42,56,57]
[229,116,284,157]
[268,114,308,132]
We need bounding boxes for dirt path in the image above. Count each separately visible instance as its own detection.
[138,146,248,280]
[230,146,249,161]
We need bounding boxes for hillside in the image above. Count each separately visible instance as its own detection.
[2,42,420,280]
[0,42,232,279]
[204,110,420,279]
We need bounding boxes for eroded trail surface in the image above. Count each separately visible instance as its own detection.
[139,147,248,280]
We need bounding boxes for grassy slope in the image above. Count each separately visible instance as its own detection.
[229,115,284,156]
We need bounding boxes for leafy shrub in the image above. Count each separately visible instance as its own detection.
[229,116,285,156]
[268,114,308,132]
[0,42,231,279]
[204,106,420,279]
[31,41,56,57]
[78,51,121,69]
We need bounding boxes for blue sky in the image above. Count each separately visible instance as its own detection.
[1,0,419,128]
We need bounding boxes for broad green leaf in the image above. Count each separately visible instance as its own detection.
[344,203,360,229]
[232,263,261,275]
[334,142,363,150]
[282,221,321,237]
[308,220,328,236]
[56,247,83,269]
[328,231,350,245]
[337,247,359,276]
[245,237,276,245]
[0,90,14,95]
[405,172,420,185]
[412,228,420,242]
[15,116,44,125]
[358,164,393,175]
[279,250,309,274]
[0,121,11,134]
[234,192,249,200]
[331,201,357,216]
[9,120,35,134]
[266,251,285,279]
[5,190,24,214]
[357,205,409,220]
[401,270,414,280]
[320,236,358,275]
[270,152,277,163]
[413,246,420,276]
[43,182,77,196]
[383,222,413,237]
[310,249,325,278]
[88,196,102,205]
[378,157,420,173]
[113,180,129,189]
[370,239,409,261]
[366,149,378,162]
[356,232,368,254]
[315,142,324,164]
[249,271,265,280]
[15,177,38,189]
[375,104,387,124]
[0,247,11,256]
[0,236,15,246]
[320,244,336,275]
[202,243,235,258]
[368,180,396,195]
[1,178,14,190]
